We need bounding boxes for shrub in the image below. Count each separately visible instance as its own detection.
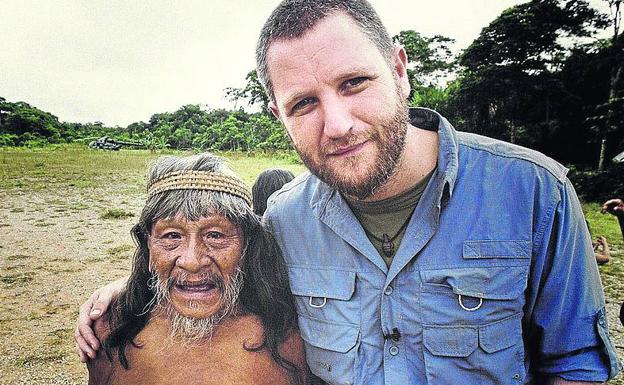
[568,162,624,202]
[100,208,135,220]
[0,134,18,147]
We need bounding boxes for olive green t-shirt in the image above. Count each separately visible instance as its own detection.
[346,170,434,267]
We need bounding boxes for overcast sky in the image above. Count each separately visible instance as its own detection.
[0,0,612,127]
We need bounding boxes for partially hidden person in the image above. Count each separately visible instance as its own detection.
[252,169,295,216]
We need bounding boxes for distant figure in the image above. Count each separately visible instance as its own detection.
[593,236,611,265]
[252,169,295,216]
[602,198,624,239]
[601,198,624,327]
[586,219,612,265]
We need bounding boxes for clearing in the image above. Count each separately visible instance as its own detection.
[0,146,622,384]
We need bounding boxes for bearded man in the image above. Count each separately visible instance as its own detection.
[86,153,308,385]
[78,1,620,384]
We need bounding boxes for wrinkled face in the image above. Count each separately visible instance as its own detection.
[267,13,411,199]
[148,214,244,319]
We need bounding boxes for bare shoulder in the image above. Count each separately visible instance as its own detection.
[225,314,302,354]
[279,328,306,365]
[226,315,310,384]
[87,354,115,385]
[279,329,310,384]
[87,316,115,385]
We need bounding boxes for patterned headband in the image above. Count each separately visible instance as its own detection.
[147,170,252,206]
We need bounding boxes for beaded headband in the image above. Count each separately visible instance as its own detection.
[147,170,252,206]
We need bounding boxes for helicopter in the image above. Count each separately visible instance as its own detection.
[87,136,145,150]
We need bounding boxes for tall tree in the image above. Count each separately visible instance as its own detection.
[224,70,271,114]
[392,30,456,94]
[451,0,605,146]
[590,0,623,169]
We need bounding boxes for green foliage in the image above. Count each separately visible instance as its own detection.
[0,98,292,153]
[444,0,619,165]
[393,30,456,89]
[586,96,624,136]
[568,162,624,202]
[0,134,18,146]
[410,86,451,111]
[460,0,604,72]
[100,208,135,220]
[0,99,64,145]
[392,30,456,107]
[224,70,271,113]
[129,105,290,153]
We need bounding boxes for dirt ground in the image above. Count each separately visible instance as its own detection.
[0,156,144,384]
[0,147,622,384]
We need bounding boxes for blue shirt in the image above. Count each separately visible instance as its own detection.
[264,108,620,385]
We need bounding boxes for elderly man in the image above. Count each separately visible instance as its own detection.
[86,153,308,385]
[77,1,620,384]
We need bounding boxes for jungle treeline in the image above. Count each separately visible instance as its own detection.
[1,0,622,177]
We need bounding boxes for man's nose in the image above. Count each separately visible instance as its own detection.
[175,237,210,273]
[322,96,353,139]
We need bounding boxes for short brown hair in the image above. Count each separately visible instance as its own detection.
[256,0,394,103]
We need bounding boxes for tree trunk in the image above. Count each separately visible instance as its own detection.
[598,137,607,171]
[597,0,622,170]
[509,120,516,144]
[601,55,623,170]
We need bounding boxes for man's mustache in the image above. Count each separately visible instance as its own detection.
[322,132,372,157]
[166,270,226,292]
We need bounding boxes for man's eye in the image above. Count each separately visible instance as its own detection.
[205,231,224,239]
[292,97,316,113]
[157,232,182,250]
[343,77,367,90]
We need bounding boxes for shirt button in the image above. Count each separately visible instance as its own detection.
[384,286,393,295]
[389,346,399,356]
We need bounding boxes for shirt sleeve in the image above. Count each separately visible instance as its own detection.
[525,177,620,382]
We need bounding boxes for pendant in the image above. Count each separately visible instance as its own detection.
[381,233,394,257]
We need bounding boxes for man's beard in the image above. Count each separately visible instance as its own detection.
[146,267,244,343]
[295,88,409,200]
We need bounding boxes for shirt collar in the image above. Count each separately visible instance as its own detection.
[411,107,459,202]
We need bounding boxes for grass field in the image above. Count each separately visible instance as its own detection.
[0,146,622,384]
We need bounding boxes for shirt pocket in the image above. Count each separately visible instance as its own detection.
[287,266,360,385]
[288,266,360,324]
[419,240,530,325]
[422,313,525,385]
[418,240,530,385]
[298,314,360,385]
